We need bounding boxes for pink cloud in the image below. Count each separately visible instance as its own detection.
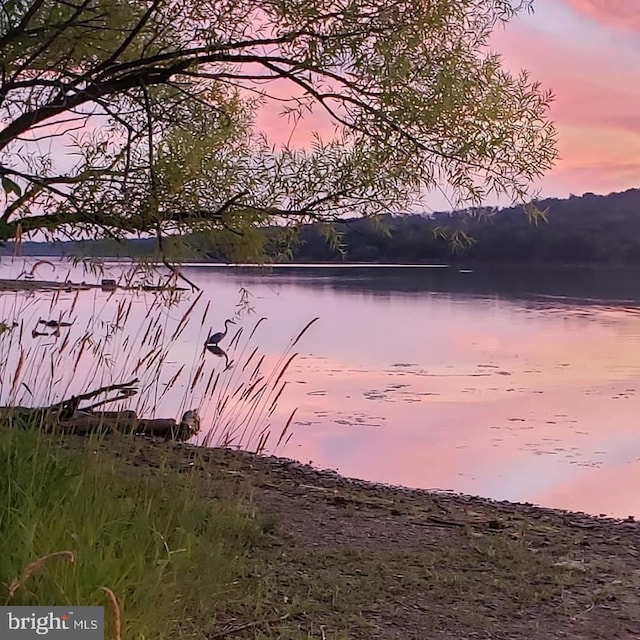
[250,1,640,201]
[562,0,640,31]
[492,11,640,198]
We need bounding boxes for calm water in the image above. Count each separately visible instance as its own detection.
[2,259,640,518]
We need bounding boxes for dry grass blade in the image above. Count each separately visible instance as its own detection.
[250,355,265,380]
[100,586,122,640]
[189,360,206,393]
[59,332,70,353]
[11,346,25,394]
[239,377,264,401]
[248,317,267,340]
[276,407,297,449]
[208,614,290,639]
[255,430,269,453]
[72,334,90,371]
[227,326,243,350]
[133,348,159,375]
[229,380,247,400]
[273,353,298,390]
[290,317,319,348]
[170,291,203,342]
[69,288,80,316]
[6,551,76,603]
[139,317,155,348]
[217,396,230,415]
[241,346,259,373]
[204,370,219,398]
[165,364,185,392]
[268,382,287,415]
[247,382,268,403]
[200,299,211,326]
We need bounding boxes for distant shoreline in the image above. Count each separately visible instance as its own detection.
[7,257,640,271]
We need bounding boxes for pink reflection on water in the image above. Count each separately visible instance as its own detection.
[2,259,640,518]
[539,463,640,518]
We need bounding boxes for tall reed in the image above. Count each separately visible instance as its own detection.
[0,258,316,454]
[0,257,320,637]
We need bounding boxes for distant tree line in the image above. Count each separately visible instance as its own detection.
[283,189,640,265]
[6,189,640,266]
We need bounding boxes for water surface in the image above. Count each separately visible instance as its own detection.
[2,259,639,518]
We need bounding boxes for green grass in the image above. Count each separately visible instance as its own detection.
[0,427,268,639]
[1,426,627,640]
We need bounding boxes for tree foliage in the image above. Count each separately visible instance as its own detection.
[0,0,556,255]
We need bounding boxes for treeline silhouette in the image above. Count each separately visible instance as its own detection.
[5,189,640,265]
[287,189,640,265]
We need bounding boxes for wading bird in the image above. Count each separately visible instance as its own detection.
[205,319,235,347]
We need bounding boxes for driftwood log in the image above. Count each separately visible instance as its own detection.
[0,278,188,293]
[1,379,201,441]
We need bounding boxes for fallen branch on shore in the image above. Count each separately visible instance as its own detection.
[49,378,141,418]
[1,379,201,441]
[0,278,188,293]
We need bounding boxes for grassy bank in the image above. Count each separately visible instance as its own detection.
[0,427,271,639]
[3,429,640,639]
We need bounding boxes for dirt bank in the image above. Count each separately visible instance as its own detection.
[98,437,640,639]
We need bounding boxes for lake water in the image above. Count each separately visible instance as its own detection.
[1,258,640,518]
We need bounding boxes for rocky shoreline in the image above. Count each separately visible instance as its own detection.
[106,436,640,639]
[175,441,637,527]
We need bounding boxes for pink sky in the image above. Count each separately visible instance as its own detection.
[20,1,640,214]
[493,0,640,203]
[252,1,640,211]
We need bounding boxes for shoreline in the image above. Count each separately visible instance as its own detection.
[179,441,636,527]
[9,255,640,269]
[8,428,640,639]
[112,435,640,638]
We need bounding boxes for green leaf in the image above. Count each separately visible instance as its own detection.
[2,176,22,197]
[0,219,14,241]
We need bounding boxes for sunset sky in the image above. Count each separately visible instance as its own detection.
[14,1,640,215]
[258,1,640,211]
[495,0,640,203]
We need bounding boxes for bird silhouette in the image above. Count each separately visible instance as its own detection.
[205,319,235,347]
[38,318,74,328]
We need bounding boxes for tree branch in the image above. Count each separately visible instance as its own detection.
[93,0,163,75]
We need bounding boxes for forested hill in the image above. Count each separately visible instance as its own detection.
[5,188,640,265]
[289,189,640,264]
